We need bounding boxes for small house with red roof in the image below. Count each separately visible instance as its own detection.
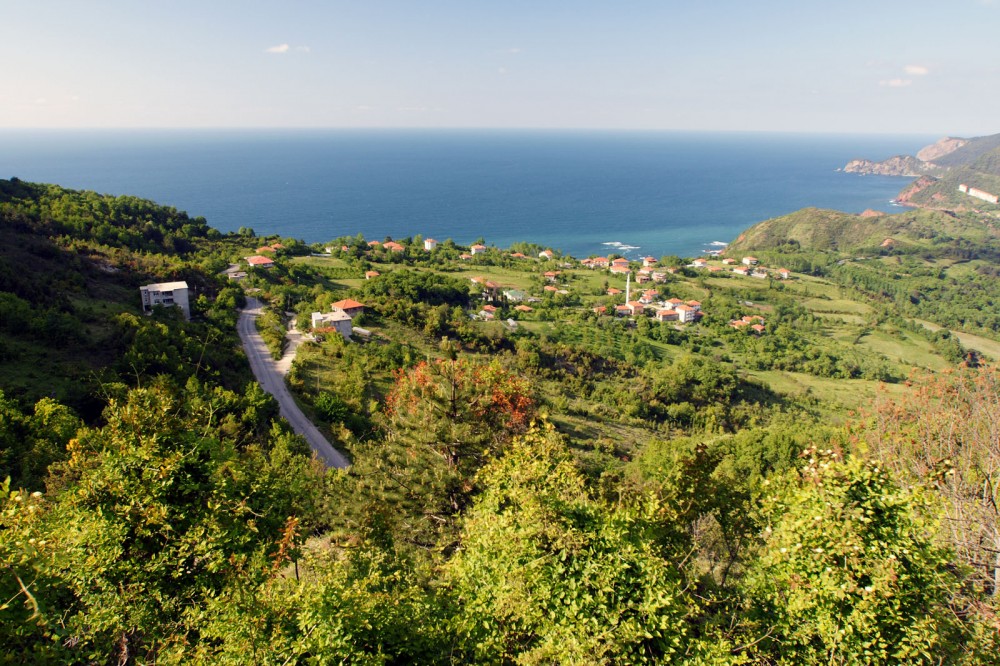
[246,255,275,269]
[330,298,365,319]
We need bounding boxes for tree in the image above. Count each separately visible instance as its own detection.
[739,448,988,664]
[446,424,736,664]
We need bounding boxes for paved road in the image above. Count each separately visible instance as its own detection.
[238,297,350,468]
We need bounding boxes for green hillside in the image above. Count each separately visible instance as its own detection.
[3,178,1000,664]
[726,206,1000,256]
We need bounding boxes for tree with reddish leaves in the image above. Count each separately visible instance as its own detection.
[330,358,537,550]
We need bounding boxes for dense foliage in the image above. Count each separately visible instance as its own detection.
[3,179,1000,663]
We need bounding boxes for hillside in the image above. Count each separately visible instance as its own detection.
[843,133,1000,212]
[3,178,1000,664]
[725,206,1000,256]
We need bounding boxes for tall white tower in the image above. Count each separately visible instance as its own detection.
[625,272,631,304]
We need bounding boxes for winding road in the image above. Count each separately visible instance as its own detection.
[238,297,350,468]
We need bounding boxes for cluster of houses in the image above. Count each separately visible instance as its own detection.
[730,314,766,334]
[704,256,791,280]
[581,255,672,283]
[598,295,704,323]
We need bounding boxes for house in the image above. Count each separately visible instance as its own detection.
[368,240,382,248]
[643,256,658,267]
[606,287,623,296]
[424,238,438,251]
[675,304,698,323]
[470,244,487,255]
[514,305,533,313]
[482,304,498,313]
[593,305,608,315]
[538,249,555,260]
[651,272,667,283]
[543,271,560,282]
[383,241,405,253]
[543,285,559,292]
[777,268,791,279]
[636,274,651,284]
[742,256,759,266]
[732,266,750,276]
[246,255,275,269]
[692,258,708,268]
[330,299,365,318]
[721,257,737,265]
[609,265,631,275]
[708,265,724,273]
[591,256,610,268]
[686,300,701,311]
[626,301,645,316]
[666,298,684,309]
[639,289,659,304]
[750,270,768,279]
[140,281,190,320]
[656,309,679,322]
[365,270,380,279]
[511,252,527,259]
[751,323,766,334]
[614,305,632,316]
[504,289,528,302]
[256,245,276,254]
[311,310,353,340]
[611,258,630,269]
[459,253,473,260]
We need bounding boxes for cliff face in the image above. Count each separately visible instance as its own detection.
[916,137,968,162]
[843,155,935,177]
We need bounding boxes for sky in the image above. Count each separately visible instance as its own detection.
[1,0,998,135]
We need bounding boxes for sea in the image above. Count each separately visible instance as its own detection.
[0,129,935,259]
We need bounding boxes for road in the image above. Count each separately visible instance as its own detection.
[237,297,350,468]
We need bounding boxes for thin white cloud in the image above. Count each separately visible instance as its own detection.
[904,65,929,75]
[295,46,311,53]
[265,44,290,54]
[880,78,912,87]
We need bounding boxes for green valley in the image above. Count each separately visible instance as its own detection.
[2,178,1000,664]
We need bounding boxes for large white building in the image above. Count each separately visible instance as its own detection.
[140,281,190,320]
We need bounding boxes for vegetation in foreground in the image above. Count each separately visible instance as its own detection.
[3,179,1000,663]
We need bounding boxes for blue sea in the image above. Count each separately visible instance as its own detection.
[0,129,934,258]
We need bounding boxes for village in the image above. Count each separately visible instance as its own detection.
[197,236,799,345]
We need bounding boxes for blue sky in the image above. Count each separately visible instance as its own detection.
[2,0,997,134]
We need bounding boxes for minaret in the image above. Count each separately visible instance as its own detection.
[625,271,631,304]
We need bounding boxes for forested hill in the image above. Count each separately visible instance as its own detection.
[0,179,254,416]
[3,178,1000,664]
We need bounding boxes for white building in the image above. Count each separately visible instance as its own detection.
[311,310,353,341]
[140,281,190,320]
[424,238,438,251]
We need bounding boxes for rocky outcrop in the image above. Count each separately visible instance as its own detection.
[916,137,968,162]
[843,155,935,177]
[895,176,937,204]
[859,209,885,218]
